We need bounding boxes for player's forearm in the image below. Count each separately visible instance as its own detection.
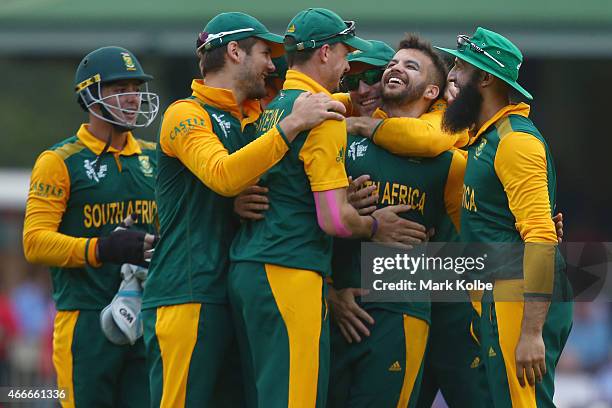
[340,204,373,238]
[23,228,98,268]
[314,190,372,238]
[192,128,288,197]
[521,299,550,336]
[373,118,453,157]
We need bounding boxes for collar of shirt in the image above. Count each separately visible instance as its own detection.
[76,124,142,156]
[468,102,531,146]
[372,107,388,119]
[282,70,332,96]
[191,79,261,130]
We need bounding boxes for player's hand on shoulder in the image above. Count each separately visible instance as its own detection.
[234,185,269,221]
[345,116,379,138]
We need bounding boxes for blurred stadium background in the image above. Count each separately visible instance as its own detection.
[0,1,611,406]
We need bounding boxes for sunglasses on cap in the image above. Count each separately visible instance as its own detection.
[457,35,505,68]
[197,28,256,52]
[295,20,356,51]
[340,68,384,92]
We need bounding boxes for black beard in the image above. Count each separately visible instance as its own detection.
[381,80,425,108]
[442,74,483,134]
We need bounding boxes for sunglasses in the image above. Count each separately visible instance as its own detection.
[295,20,356,51]
[457,35,505,68]
[197,28,256,52]
[340,68,384,92]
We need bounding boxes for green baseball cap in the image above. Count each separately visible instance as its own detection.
[347,40,395,68]
[198,12,284,57]
[284,8,371,53]
[435,27,532,100]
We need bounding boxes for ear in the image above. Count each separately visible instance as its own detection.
[423,84,440,101]
[480,71,495,88]
[318,44,331,63]
[226,41,242,64]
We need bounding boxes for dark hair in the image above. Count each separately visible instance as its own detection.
[198,37,258,76]
[397,33,448,95]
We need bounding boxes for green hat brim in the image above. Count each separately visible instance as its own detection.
[347,55,388,67]
[342,36,372,53]
[255,32,285,57]
[436,46,533,100]
[103,72,154,84]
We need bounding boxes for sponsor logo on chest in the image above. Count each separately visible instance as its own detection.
[83,159,108,182]
[211,113,232,138]
[138,155,154,177]
[348,138,368,160]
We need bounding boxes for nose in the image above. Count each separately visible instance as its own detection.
[447,66,457,83]
[266,56,275,73]
[342,60,350,74]
[357,80,370,95]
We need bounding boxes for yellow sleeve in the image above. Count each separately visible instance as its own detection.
[160,100,289,197]
[494,132,557,296]
[444,150,466,233]
[372,109,469,157]
[332,93,354,117]
[23,151,100,268]
[299,119,349,192]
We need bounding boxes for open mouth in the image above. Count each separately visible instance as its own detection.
[387,77,405,86]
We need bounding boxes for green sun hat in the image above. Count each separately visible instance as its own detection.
[347,40,395,68]
[198,12,284,57]
[284,8,371,53]
[435,27,533,100]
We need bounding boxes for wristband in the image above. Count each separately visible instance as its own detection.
[369,215,378,239]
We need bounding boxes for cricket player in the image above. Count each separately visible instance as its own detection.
[327,36,483,408]
[23,46,159,407]
[228,8,430,408]
[437,27,573,407]
[141,12,347,407]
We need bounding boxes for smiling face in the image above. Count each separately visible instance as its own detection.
[99,80,143,125]
[345,63,384,117]
[381,48,431,105]
[350,77,382,117]
[236,39,276,99]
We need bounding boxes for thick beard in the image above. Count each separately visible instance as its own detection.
[442,73,483,134]
[237,64,267,100]
[381,80,426,108]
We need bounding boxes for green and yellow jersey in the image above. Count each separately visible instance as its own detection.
[331,108,464,321]
[23,125,157,310]
[143,80,291,309]
[460,103,560,296]
[230,70,349,276]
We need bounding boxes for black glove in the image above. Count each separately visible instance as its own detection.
[97,229,148,266]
